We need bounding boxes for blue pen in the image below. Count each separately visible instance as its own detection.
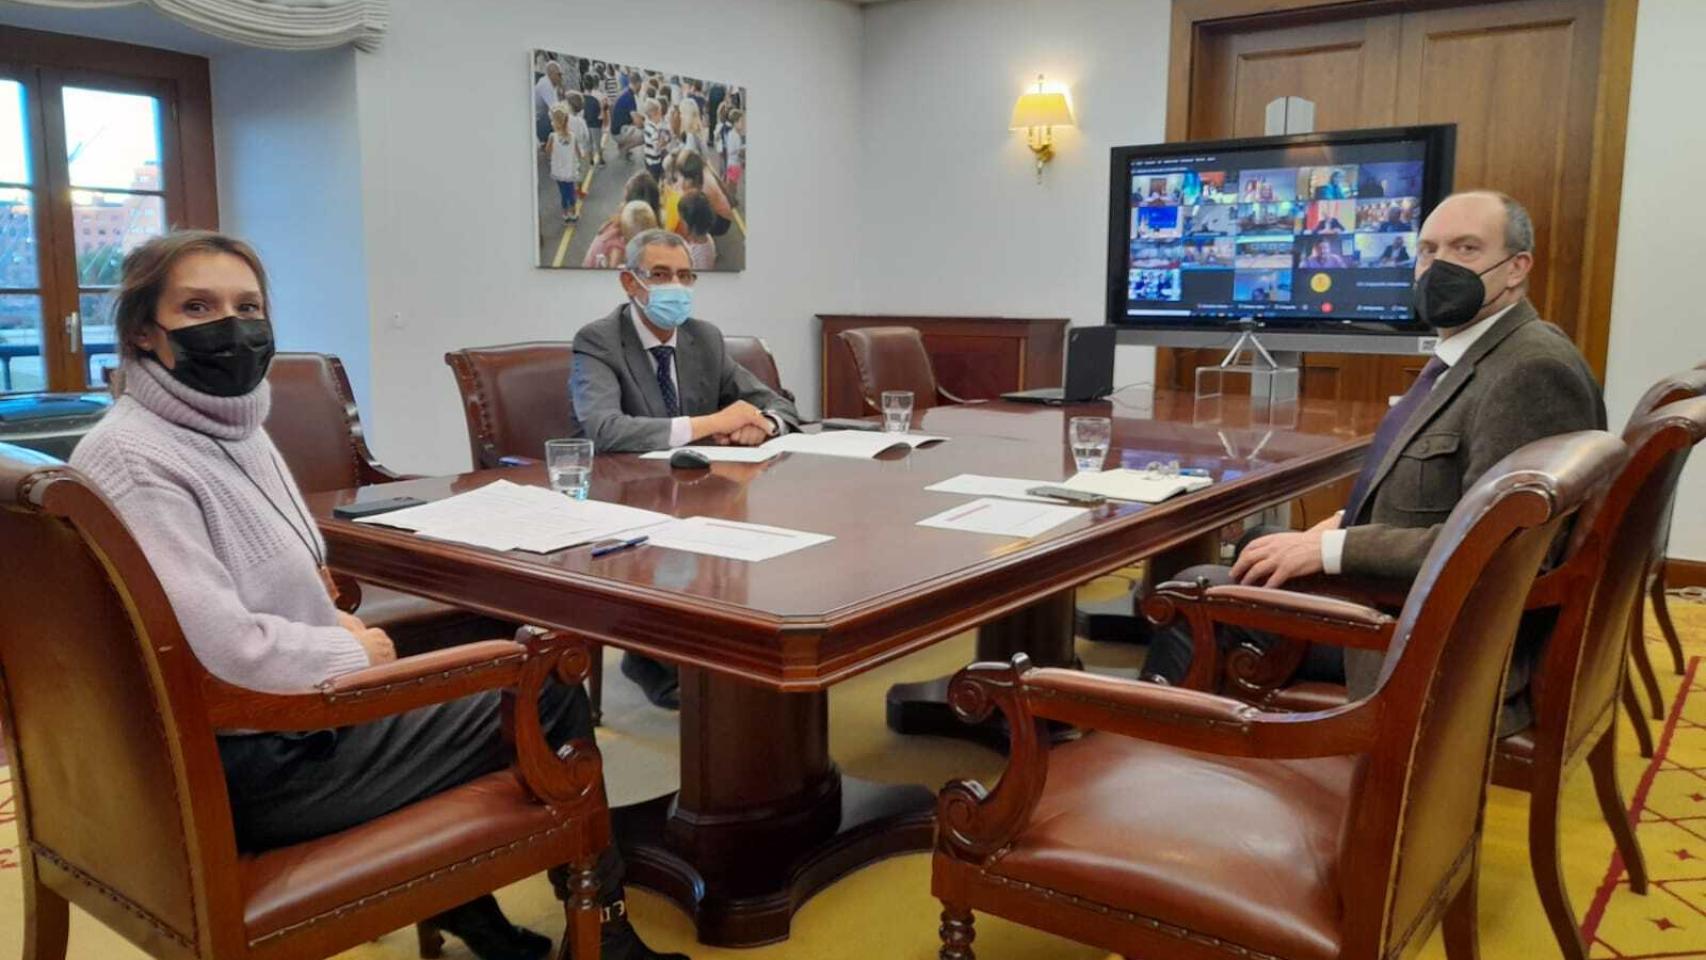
[591,535,650,558]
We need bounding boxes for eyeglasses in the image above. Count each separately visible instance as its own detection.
[632,267,699,287]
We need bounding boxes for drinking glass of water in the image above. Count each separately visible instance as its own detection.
[545,438,594,500]
[1069,416,1112,473]
[881,390,914,434]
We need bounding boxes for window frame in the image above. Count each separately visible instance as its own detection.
[0,26,216,394]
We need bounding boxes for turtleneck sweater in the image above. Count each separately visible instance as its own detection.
[71,359,371,695]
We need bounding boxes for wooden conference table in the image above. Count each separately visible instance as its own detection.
[307,392,1384,947]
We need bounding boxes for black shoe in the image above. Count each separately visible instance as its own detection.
[425,894,552,960]
[601,900,690,960]
[620,652,680,709]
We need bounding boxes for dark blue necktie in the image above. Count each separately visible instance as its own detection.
[650,345,681,417]
[1340,356,1449,527]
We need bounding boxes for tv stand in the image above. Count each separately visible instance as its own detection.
[1196,323,1300,407]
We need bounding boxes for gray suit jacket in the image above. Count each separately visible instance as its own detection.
[1339,298,1605,732]
[1341,299,1605,579]
[568,303,802,452]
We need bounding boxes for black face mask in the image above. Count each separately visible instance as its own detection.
[1411,254,1516,330]
[153,316,275,397]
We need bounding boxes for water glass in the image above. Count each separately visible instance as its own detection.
[1069,416,1113,473]
[545,438,594,500]
[881,390,914,434]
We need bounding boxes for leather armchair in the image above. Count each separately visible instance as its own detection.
[442,342,603,722]
[835,327,966,415]
[0,443,610,960]
[932,430,1624,960]
[724,335,794,403]
[443,342,577,470]
[1149,400,1706,960]
[266,353,515,657]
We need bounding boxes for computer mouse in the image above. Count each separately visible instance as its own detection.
[669,448,712,470]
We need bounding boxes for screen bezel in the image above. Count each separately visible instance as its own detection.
[1104,125,1456,335]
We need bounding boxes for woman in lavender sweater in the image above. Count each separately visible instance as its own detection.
[71,231,685,960]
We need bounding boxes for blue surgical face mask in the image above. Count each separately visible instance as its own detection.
[634,280,693,330]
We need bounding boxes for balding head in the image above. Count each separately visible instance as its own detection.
[1416,190,1536,327]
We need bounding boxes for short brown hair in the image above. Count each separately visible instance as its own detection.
[113,230,270,363]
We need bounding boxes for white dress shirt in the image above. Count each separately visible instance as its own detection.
[629,306,782,448]
[1319,301,1517,573]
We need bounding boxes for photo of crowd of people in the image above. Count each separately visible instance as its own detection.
[1124,160,1423,305]
[532,49,747,271]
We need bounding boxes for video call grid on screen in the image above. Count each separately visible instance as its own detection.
[1117,137,1433,327]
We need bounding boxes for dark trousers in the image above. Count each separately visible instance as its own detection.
[219,678,622,897]
[1140,525,1345,687]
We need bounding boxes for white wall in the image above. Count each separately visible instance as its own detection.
[353,0,866,475]
[1604,0,1706,562]
[855,0,1171,390]
[212,48,374,414]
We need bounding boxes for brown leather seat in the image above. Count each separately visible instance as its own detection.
[835,326,965,414]
[934,430,1625,960]
[442,342,603,721]
[443,342,575,469]
[0,442,610,960]
[724,335,793,402]
[266,353,512,656]
[988,735,1354,960]
[243,772,562,938]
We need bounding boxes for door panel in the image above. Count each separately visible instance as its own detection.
[1395,0,1602,342]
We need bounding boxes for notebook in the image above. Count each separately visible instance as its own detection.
[1059,468,1213,504]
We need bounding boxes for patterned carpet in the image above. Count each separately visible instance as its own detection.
[2,591,1704,960]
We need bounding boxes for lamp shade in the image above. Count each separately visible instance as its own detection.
[1009,90,1075,130]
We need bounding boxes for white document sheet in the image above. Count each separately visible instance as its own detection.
[916,497,1085,539]
[1059,469,1214,504]
[924,474,1085,506]
[642,516,834,562]
[353,479,671,553]
[637,446,782,463]
[764,430,949,460]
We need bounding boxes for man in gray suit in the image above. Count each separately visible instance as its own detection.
[569,228,801,707]
[1141,191,1604,733]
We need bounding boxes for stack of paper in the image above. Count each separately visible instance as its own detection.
[643,516,834,562]
[354,479,670,553]
[1060,469,1213,504]
[637,446,782,463]
[924,474,1079,505]
[765,430,948,460]
[916,498,1085,539]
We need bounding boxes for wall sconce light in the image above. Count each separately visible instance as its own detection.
[1010,74,1076,183]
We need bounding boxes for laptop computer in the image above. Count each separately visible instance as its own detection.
[1001,326,1117,404]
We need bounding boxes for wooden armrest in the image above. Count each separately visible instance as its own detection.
[1146,580,1397,652]
[204,631,574,731]
[320,640,528,698]
[1282,573,1410,611]
[1017,662,1378,759]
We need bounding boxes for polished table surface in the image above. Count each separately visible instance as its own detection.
[307,392,1384,946]
[308,393,1385,690]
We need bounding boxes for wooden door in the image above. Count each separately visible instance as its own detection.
[1161,0,1632,526]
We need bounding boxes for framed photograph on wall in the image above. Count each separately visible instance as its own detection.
[531,49,747,272]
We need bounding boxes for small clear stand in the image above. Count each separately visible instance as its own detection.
[1194,322,1300,414]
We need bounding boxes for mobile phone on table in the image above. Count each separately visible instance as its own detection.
[819,418,883,432]
[332,496,426,520]
[1025,486,1106,505]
